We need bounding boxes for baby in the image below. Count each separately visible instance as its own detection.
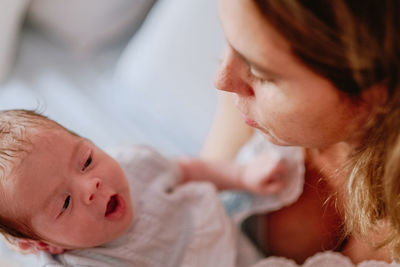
[0,109,292,267]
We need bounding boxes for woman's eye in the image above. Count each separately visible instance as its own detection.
[82,156,92,171]
[253,73,275,84]
[249,68,276,84]
[62,196,70,213]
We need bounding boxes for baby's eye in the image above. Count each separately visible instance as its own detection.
[62,196,70,213]
[82,155,92,171]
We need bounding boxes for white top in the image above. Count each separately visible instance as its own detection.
[38,141,304,267]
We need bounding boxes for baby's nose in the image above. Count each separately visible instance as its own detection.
[83,177,101,205]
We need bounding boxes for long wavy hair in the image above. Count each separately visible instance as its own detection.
[253,0,400,259]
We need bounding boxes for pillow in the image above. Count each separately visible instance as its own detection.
[27,0,156,52]
[111,0,226,155]
[0,0,30,83]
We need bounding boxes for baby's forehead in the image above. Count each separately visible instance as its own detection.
[28,125,78,144]
[8,127,77,174]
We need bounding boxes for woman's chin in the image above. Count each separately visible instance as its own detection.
[259,130,294,147]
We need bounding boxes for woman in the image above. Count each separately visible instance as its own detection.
[203,0,400,264]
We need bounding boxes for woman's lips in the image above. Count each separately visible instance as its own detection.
[105,194,126,220]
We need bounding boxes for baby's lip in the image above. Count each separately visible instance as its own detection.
[104,194,126,220]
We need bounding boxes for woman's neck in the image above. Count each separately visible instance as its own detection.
[306,142,353,174]
[304,142,354,208]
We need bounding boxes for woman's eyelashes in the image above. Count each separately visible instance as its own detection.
[252,72,275,83]
[249,68,275,84]
[254,75,275,83]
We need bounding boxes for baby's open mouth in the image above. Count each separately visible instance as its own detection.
[104,194,126,220]
[105,195,119,216]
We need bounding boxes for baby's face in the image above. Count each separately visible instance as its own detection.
[3,128,133,249]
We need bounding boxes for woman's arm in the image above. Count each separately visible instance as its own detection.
[201,92,254,161]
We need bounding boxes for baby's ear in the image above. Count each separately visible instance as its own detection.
[17,239,65,254]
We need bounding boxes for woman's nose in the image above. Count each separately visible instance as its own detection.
[82,177,101,205]
[214,47,254,96]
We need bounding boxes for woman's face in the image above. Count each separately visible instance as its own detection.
[215,0,369,148]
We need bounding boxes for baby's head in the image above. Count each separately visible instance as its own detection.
[0,110,133,254]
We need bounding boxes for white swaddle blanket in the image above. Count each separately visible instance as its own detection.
[39,141,303,267]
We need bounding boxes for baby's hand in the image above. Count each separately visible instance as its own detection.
[239,153,288,195]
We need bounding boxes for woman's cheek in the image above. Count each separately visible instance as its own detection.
[258,81,288,103]
[257,92,291,121]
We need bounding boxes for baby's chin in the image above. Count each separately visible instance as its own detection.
[60,206,134,250]
[63,218,134,250]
